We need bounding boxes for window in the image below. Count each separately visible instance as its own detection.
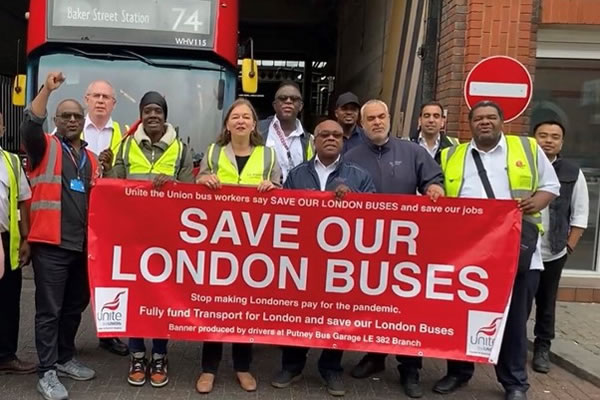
[532,58,600,272]
[36,52,236,163]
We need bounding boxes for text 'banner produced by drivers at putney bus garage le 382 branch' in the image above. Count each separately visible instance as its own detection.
[88,180,521,364]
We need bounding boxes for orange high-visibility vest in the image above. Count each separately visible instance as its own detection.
[28,134,99,245]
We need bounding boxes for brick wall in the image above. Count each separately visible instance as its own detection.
[437,0,539,139]
[436,0,468,138]
[541,0,600,24]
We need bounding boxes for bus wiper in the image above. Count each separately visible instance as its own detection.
[121,50,224,71]
[66,47,224,72]
[66,47,137,60]
[120,50,178,67]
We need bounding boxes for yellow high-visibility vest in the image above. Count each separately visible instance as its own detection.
[81,121,123,154]
[305,139,314,161]
[446,135,460,146]
[122,137,183,180]
[207,144,275,185]
[440,135,542,232]
[1,150,21,270]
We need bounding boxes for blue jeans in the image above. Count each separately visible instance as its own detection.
[128,338,168,355]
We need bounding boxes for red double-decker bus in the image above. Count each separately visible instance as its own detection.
[25,0,239,161]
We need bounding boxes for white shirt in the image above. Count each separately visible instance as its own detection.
[418,132,440,158]
[266,116,306,182]
[314,155,341,191]
[83,115,115,155]
[0,149,32,232]
[540,163,589,262]
[459,134,560,270]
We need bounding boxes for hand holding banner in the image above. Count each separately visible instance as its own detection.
[88,179,521,364]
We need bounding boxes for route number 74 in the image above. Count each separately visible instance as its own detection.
[171,8,204,32]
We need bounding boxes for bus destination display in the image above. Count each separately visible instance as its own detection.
[48,0,215,49]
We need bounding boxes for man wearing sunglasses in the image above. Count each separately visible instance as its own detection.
[82,80,129,357]
[20,72,111,400]
[259,81,314,182]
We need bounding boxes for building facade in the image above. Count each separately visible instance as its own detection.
[436,0,600,300]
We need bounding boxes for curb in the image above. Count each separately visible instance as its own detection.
[527,321,600,388]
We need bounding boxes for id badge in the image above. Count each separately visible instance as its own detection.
[69,178,85,193]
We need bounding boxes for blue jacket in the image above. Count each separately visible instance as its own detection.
[344,136,443,194]
[284,158,376,193]
[343,125,366,154]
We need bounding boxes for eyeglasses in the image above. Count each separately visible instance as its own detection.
[86,92,114,101]
[57,112,84,121]
[276,95,302,103]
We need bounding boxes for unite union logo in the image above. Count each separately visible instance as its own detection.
[101,291,127,312]
[95,288,129,332]
[476,317,503,337]
[466,311,504,358]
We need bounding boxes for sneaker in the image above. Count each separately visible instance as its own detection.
[149,354,169,388]
[56,359,95,381]
[271,369,302,388]
[323,372,345,397]
[37,370,69,400]
[532,348,550,373]
[127,353,147,386]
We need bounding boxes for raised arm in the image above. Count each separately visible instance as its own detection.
[20,72,66,170]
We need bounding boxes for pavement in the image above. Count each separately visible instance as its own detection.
[527,301,600,388]
[3,275,600,400]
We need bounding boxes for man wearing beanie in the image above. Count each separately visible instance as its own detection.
[104,91,193,388]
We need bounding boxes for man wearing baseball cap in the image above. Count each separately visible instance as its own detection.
[334,92,365,153]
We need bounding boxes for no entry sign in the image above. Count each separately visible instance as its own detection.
[464,56,533,122]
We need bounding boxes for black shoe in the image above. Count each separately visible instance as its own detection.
[432,375,469,394]
[99,338,129,356]
[401,373,423,399]
[532,348,550,373]
[271,370,302,388]
[322,372,345,397]
[505,389,527,400]
[350,355,385,379]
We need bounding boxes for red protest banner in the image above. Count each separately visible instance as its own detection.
[88,179,521,364]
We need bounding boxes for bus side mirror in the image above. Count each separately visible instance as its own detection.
[12,75,26,107]
[241,58,258,94]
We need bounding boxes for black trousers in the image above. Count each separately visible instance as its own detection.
[281,346,343,377]
[442,269,540,392]
[361,353,422,376]
[0,233,22,363]
[32,244,89,376]
[534,255,568,351]
[201,342,252,374]
[445,359,475,382]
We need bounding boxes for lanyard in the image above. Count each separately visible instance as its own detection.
[273,120,294,168]
[61,142,87,178]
